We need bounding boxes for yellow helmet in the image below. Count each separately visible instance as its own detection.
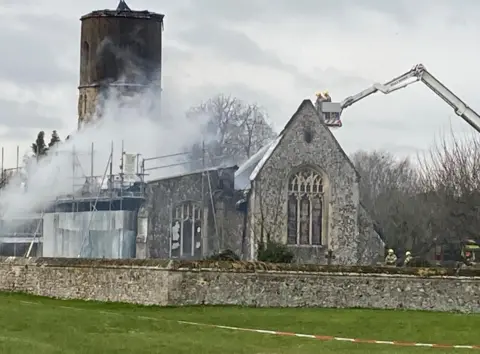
[406,251,411,256]
[316,90,329,97]
[388,249,394,254]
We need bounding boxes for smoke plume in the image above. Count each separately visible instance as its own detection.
[0,77,209,221]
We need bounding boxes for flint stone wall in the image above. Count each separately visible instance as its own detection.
[0,257,479,313]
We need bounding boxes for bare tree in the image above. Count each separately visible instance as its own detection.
[353,132,480,261]
[352,150,419,208]
[187,94,276,169]
[417,131,480,253]
[351,150,429,253]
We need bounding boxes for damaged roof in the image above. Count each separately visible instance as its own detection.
[81,1,164,21]
[234,135,283,190]
[148,165,238,185]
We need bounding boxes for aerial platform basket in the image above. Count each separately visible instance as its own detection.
[315,101,343,128]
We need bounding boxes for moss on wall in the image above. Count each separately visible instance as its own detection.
[2,257,478,277]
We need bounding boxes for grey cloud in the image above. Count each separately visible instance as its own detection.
[379,143,426,157]
[208,82,286,120]
[342,117,431,140]
[0,99,64,129]
[163,45,194,65]
[174,22,368,91]
[358,0,480,24]
[176,23,295,72]
[0,14,77,85]
[182,0,266,24]
[0,128,35,142]
[179,81,278,110]
[179,0,365,23]
[182,0,478,26]
[304,67,371,92]
[164,26,371,126]
[0,0,33,5]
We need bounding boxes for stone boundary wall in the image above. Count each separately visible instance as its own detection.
[0,257,479,313]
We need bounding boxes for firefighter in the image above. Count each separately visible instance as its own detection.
[463,250,474,266]
[323,90,332,102]
[316,90,331,103]
[385,249,397,266]
[404,251,413,267]
[463,240,478,264]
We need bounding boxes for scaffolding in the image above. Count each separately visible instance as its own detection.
[48,141,146,214]
[0,141,147,258]
[0,140,231,259]
[0,145,32,257]
[0,146,22,189]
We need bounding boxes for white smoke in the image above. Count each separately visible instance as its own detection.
[0,78,210,221]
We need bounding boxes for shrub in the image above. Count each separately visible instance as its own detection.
[407,257,432,268]
[205,249,241,261]
[257,241,294,263]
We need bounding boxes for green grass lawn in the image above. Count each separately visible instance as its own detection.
[0,292,479,354]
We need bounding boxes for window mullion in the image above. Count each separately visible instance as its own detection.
[296,194,300,245]
[309,195,313,245]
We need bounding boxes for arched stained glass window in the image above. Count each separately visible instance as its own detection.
[287,168,324,245]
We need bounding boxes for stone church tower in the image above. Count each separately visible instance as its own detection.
[77,0,164,129]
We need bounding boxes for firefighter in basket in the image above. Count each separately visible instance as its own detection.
[316,90,332,103]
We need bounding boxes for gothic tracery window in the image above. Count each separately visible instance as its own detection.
[170,201,202,258]
[287,168,324,246]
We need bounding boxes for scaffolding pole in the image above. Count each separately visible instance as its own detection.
[25,153,63,258]
[72,145,76,196]
[77,151,113,258]
[90,142,94,179]
[120,139,124,210]
[109,141,113,196]
[201,141,205,256]
[25,210,45,258]
[206,170,219,250]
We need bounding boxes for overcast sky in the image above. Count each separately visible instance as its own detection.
[1,0,479,168]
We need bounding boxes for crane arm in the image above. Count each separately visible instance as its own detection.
[340,65,420,109]
[418,67,480,133]
[334,64,480,133]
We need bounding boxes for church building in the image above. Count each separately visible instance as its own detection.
[137,99,385,265]
[0,1,382,264]
[72,0,384,265]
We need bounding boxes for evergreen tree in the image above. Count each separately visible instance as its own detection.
[48,130,61,148]
[31,131,48,157]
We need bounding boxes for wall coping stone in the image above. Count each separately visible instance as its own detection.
[1,257,479,278]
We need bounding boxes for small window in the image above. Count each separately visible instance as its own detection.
[82,41,90,65]
[83,94,87,115]
[304,127,313,143]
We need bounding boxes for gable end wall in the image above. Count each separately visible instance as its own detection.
[252,101,360,264]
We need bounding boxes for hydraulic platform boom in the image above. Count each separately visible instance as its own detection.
[317,64,480,133]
